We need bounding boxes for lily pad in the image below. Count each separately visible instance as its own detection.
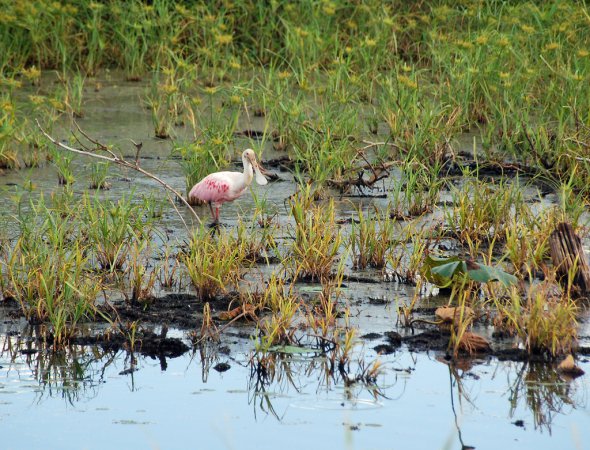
[424,255,517,287]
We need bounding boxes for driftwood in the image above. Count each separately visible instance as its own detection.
[549,222,590,295]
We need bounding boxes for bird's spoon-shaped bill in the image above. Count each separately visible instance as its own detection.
[254,161,268,185]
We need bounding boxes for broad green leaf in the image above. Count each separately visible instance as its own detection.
[423,255,518,288]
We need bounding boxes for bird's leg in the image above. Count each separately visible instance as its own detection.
[208,202,216,221]
[215,205,220,223]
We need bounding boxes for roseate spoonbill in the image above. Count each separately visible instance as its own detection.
[189,149,268,223]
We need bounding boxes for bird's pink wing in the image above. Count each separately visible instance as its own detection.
[189,172,241,203]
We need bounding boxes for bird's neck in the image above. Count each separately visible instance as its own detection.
[242,157,254,185]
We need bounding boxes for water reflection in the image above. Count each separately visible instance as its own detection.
[0,326,587,442]
[247,351,389,420]
[440,354,586,441]
[0,330,112,404]
[506,361,584,433]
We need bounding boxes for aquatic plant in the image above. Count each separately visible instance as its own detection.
[83,194,152,272]
[127,239,157,304]
[494,273,578,356]
[289,186,342,281]
[88,162,111,190]
[181,225,245,300]
[349,206,396,270]
[2,198,100,347]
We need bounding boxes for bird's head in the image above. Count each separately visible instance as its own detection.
[243,149,268,186]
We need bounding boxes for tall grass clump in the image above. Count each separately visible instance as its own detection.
[2,198,100,346]
[289,186,342,281]
[349,206,396,270]
[181,225,246,300]
[494,276,578,356]
[83,194,154,272]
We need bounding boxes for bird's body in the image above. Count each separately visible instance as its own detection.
[189,149,267,223]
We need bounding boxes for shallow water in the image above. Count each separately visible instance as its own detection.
[2,72,590,449]
[1,333,589,450]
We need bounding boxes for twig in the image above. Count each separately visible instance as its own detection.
[36,119,202,226]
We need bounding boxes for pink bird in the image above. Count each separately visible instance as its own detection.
[189,149,268,223]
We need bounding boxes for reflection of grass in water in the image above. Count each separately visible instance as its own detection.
[1,0,590,359]
[509,362,577,432]
[0,332,108,405]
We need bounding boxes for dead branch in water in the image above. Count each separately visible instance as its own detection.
[36,119,201,227]
[549,222,590,296]
[327,159,396,193]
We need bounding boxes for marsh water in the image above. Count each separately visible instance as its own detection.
[1,329,589,450]
[1,73,590,450]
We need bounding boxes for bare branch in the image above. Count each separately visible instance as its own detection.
[130,139,143,167]
[74,121,119,159]
[36,119,202,226]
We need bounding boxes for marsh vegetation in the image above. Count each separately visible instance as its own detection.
[0,1,590,447]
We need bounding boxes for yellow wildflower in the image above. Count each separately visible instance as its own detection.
[22,66,41,80]
[1,78,22,88]
[0,13,17,24]
[521,24,535,34]
[322,2,336,16]
[278,71,291,80]
[456,40,473,49]
[346,20,357,30]
[433,5,452,20]
[203,86,218,95]
[161,83,178,95]
[499,72,510,79]
[217,34,233,45]
[28,95,46,105]
[229,95,241,105]
[544,42,560,51]
[89,2,105,11]
[0,100,14,113]
[397,74,417,89]
[49,98,65,110]
[174,4,189,15]
[295,27,309,38]
[475,35,489,45]
[577,49,589,57]
[498,37,509,47]
[229,60,241,70]
[364,37,377,47]
[211,137,223,146]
